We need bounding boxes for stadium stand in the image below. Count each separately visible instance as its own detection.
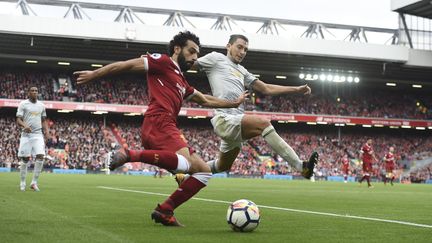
[1,70,430,119]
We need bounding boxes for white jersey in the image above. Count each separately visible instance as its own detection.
[197,52,257,115]
[16,99,46,135]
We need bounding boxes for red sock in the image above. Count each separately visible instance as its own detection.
[128,150,178,171]
[159,176,206,212]
[366,175,371,186]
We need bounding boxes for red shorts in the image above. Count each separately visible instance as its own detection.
[141,114,194,154]
[362,162,372,173]
[342,166,349,174]
[385,166,394,173]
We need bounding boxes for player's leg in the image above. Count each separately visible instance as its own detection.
[30,154,44,192]
[242,114,318,178]
[152,147,211,226]
[18,136,31,191]
[175,145,240,186]
[30,135,45,192]
[210,147,241,173]
[19,157,29,191]
[109,146,191,173]
[365,166,372,188]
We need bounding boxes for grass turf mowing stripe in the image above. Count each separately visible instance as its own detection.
[98,186,432,229]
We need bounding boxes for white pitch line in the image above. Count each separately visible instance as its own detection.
[98,186,432,229]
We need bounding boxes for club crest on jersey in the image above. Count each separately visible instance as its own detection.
[176,83,186,97]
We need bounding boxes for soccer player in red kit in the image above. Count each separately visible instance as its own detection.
[340,154,350,183]
[359,138,377,188]
[383,146,396,186]
[74,31,247,227]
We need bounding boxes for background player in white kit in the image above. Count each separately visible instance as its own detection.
[177,34,318,184]
[16,87,49,191]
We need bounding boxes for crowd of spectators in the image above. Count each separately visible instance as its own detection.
[1,71,431,120]
[0,115,115,171]
[1,68,431,182]
[0,71,57,101]
[1,114,431,182]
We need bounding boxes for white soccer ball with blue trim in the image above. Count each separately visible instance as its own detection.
[226,199,260,232]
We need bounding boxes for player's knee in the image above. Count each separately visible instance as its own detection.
[35,155,44,160]
[257,118,271,131]
[20,157,30,162]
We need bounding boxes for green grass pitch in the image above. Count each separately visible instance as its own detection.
[0,173,431,243]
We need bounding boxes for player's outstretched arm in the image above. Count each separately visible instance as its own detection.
[251,79,311,96]
[190,91,249,108]
[74,57,146,85]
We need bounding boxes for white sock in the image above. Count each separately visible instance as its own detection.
[191,172,212,186]
[172,154,190,173]
[31,159,44,185]
[206,159,220,173]
[20,160,28,184]
[262,125,302,170]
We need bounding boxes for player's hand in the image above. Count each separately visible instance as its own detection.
[73,70,95,85]
[23,125,32,133]
[235,91,250,105]
[298,84,311,95]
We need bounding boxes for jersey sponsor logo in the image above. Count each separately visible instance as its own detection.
[151,53,162,59]
[30,111,41,116]
[230,68,243,79]
[176,83,186,97]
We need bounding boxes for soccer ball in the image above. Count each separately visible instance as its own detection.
[226,199,260,232]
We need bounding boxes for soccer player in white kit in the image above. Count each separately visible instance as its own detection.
[176,34,318,184]
[16,87,49,191]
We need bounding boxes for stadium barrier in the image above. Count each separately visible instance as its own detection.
[263,174,293,180]
[0,167,11,172]
[327,176,356,182]
[212,173,228,178]
[127,171,155,176]
[426,180,432,184]
[53,169,86,174]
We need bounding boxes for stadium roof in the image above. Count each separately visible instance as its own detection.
[392,0,432,19]
[2,31,432,85]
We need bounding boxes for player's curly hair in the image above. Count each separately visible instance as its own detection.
[168,31,201,56]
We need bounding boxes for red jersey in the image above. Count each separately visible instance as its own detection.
[341,157,349,173]
[341,157,349,169]
[144,53,195,119]
[384,152,395,171]
[361,143,374,163]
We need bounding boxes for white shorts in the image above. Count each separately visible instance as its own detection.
[210,114,244,153]
[18,133,45,157]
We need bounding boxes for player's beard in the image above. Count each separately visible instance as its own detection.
[177,51,193,72]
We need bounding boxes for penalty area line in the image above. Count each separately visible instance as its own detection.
[98,186,432,229]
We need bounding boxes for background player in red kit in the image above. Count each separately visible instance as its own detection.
[383,146,396,186]
[340,154,350,183]
[359,138,377,188]
[74,31,247,227]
